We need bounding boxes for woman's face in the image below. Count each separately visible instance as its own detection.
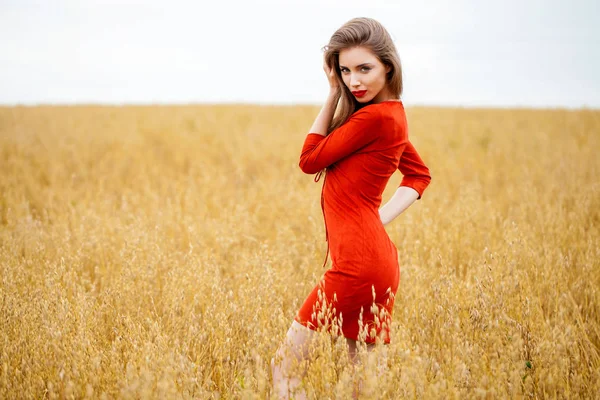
[338,46,392,104]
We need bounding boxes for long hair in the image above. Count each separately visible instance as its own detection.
[322,17,403,134]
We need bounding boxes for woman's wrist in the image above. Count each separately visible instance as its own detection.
[324,89,340,111]
[308,91,339,134]
[328,88,341,99]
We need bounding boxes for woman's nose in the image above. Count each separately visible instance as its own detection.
[351,75,361,87]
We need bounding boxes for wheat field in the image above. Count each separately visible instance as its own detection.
[0,104,598,399]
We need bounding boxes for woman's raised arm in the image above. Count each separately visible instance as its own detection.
[299,105,382,174]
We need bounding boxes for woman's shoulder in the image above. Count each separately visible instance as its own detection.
[354,100,403,114]
[353,100,404,123]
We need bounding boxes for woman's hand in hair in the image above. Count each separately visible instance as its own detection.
[323,58,340,93]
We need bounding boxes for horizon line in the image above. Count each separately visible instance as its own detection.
[0,101,598,111]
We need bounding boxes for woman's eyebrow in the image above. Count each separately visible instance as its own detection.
[339,63,373,68]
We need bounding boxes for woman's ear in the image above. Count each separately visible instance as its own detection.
[385,64,392,74]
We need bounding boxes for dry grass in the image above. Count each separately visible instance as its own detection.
[0,104,598,399]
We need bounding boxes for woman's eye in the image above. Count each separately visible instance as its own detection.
[339,67,369,73]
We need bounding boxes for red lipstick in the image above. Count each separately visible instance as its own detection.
[352,90,367,98]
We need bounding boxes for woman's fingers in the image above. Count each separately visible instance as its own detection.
[323,60,338,89]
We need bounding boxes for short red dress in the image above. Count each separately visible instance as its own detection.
[294,100,431,344]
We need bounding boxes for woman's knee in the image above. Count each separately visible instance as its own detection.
[277,321,316,362]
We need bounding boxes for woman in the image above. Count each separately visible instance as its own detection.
[271,17,432,399]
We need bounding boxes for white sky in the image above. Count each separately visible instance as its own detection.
[1,0,599,107]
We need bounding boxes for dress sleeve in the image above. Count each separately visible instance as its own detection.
[398,140,431,200]
[299,108,381,174]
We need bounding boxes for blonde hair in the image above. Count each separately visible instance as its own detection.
[322,17,403,133]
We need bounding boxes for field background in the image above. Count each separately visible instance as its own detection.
[0,104,598,399]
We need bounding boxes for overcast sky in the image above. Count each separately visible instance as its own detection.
[1,0,598,108]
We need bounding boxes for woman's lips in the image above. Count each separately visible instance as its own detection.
[352,90,367,98]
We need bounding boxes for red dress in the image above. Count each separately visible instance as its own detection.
[294,100,431,344]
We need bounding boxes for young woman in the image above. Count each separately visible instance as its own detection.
[271,17,432,399]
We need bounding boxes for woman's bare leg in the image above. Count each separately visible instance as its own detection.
[345,338,382,399]
[271,320,317,399]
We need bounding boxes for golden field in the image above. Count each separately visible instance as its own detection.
[0,104,598,399]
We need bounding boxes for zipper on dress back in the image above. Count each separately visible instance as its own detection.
[314,168,329,268]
